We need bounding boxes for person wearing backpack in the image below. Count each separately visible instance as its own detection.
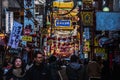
[66,55,83,80]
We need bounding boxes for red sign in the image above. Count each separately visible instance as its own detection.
[24,29,31,35]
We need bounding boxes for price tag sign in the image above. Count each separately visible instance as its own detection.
[22,36,32,42]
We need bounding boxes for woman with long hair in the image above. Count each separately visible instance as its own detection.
[5,57,27,80]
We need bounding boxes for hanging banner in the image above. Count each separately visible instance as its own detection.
[24,0,34,34]
[5,11,14,33]
[8,21,23,48]
[83,28,90,40]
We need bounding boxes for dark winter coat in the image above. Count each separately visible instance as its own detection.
[26,62,50,80]
[5,68,27,80]
[49,62,61,80]
[0,68,3,80]
[66,63,82,80]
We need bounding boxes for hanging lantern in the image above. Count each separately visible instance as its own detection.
[54,44,56,47]
[30,34,36,37]
[62,38,66,41]
[73,36,77,38]
[53,41,56,44]
[42,35,46,38]
[58,37,61,41]
[68,37,71,40]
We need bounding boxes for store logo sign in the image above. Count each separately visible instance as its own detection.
[55,20,71,27]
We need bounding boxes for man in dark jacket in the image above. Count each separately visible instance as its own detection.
[26,52,50,80]
[0,67,3,80]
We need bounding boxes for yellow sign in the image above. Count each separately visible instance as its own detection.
[83,41,90,53]
[94,48,105,53]
[22,36,32,42]
[0,34,5,39]
[53,1,74,8]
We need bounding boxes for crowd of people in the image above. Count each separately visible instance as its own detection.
[0,51,120,80]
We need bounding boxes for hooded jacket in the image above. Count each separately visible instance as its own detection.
[66,62,82,80]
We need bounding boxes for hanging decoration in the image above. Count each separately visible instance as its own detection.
[8,21,23,49]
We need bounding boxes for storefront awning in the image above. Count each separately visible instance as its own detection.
[8,0,22,10]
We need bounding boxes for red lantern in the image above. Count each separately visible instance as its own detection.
[53,41,56,44]
[68,37,71,40]
[62,38,66,41]
[32,34,37,37]
[73,36,77,38]
[58,37,61,41]
[58,43,60,46]
[42,35,46,38]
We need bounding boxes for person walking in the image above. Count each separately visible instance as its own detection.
[48,55,61,80]
[26,51,51,80]
[5,57,27,80]
[66,55,83,80]
[86,58,101,80]
[0,67,3,80]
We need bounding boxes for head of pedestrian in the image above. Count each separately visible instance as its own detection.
[12,56,23,69]
[48,55,57,63]
[70,54,79,63]
[33,51,45,65]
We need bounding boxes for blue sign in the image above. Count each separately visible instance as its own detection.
[8,21,23,49]
[55,20,71,27]
[96,12,120,31]
[24,0,34,34]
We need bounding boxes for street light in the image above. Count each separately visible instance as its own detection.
[103,7,110,12]
[77,0,84,57]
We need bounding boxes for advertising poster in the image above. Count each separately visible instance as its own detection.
[5,11,14,33]
[8,21,23,48]
[24,0,34,34]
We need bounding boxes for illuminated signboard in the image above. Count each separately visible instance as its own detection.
[22,36,32,42]
[55,20,71,27]
[53,1,74,8]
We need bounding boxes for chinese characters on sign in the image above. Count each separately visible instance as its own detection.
[55,20,71,27]
[6,11,14,33]
[8,21,22,48]
[24,0,34,34]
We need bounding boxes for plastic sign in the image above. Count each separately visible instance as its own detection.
[55,20,71,27]
[8,21,22,49]
[24,29,31,35]
[22,36,32,42]
[53,1,74,8]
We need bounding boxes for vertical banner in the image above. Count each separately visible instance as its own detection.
[6,11,14,33]
[24,0,34,34]
[8,21,23,48]
[83,28,90,40]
